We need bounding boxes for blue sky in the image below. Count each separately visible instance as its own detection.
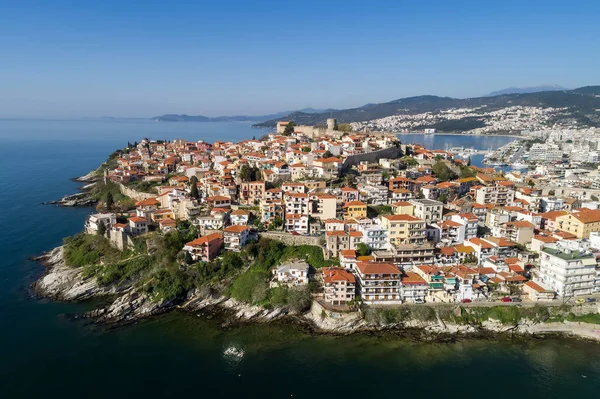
[1,0,599,118]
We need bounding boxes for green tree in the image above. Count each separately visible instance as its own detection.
[283,122,296,136]
[400,156,419,167]
[183,251,194,265]
[105,191,114,210]
[323,150,333,158]
[467,156,471,166]
[460,166,476,178]
[528,180,535,188]
[238,164,251,182]
[337,123,353,133]
[432,161,457,182]
[591,195,599,201]
[96,221,106,236]
[189,176,199,199]
[438,193,448,203]
[356,243,371,257]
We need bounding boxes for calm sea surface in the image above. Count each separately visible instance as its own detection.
[0,119,598,398]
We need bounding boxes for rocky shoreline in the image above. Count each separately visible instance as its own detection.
[32,247,600,342]
[41,170,101,207]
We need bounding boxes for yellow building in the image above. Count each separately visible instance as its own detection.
[555,209,600,238]
[381,214,426,246]
[343,200,367,219]
[391,201,414,216]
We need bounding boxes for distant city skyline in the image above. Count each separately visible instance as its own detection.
[1,0,599,118]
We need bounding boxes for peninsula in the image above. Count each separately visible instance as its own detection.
[36,121,600,341]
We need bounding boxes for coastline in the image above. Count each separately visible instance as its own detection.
[33,246,600,343]
[395,132,525,139]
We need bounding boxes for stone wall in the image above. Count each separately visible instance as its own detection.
[341,146,403,173]
[108,230,135,251]
[117,183,157,201]
[258,231,322,247]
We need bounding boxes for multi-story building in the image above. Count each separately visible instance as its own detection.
[556,208,600,238]
[238,181,265,206]
[381,214,426,246]
[325,230,362,258]
[343,200,367,219]
[450,213,479,240]
[183,233,224,262]
[497,220,535,245]
[309,193,337,220]
[355,262,402,304]
[400,272,428,303]
[260,200,285,225]
[537,243,597,297]
[285,192,310,215]
[322,267,356,305]
[410,199,443,223]
[433,220,465,246]
[474,185,515,207]
[357,221,389,251]
[285,214,309,235]
[371,243,435,266]
[229,209,249,226]
[223,225,253,251]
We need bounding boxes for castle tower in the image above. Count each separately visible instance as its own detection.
[326,118,337,131]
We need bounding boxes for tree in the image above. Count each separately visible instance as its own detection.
[467,156,471,166]
[183,251,194,265]
[400,156,419,167]
[96,221,106,236]
[337,123,353,133]
[438,193,448,203]
[460,166,476,178]
[323,150,333,158]
[189,176,199,199]
[432,161,457,182]
[238,164,251,182]
[528,180,535,188]
[105,191,114,210]
[283,122,296,136]
[356,243,371,257]
[591,195,599,201]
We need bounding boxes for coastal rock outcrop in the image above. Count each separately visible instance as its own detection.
[34,247,121,301]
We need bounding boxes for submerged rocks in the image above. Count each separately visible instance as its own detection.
[42,192,97,207]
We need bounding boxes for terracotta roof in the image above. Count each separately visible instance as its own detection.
[224,225,250,233]
[185,233,223,247]
[356,262,400,275]
[401,272,427,285]
[135,198,160,207]
[343,200,367,208]
[128,216,146,223]
[323,268,356,284]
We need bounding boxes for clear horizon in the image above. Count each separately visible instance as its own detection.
[1,0,599,118]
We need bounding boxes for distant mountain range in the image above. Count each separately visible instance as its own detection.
[151,108,336,122]
[486,85,567,96]
[252,86,600,128]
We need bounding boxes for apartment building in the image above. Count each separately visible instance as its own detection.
[381,214,426,246]
[537,243,597,297]
[322,267,356,305]
[238,181,266,206]
[355,262,402,304]
[474,185,515,207]
[410,199,443,223]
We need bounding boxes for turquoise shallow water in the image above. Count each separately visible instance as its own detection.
[0,119,598,398]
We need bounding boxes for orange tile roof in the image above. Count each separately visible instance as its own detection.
[356,262,400,275]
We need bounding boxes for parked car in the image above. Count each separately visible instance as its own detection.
[511,297,522,302]
[575,298,586,304]
[585,297,597,303]
[501,297,512,303]
[461,298,472,303]
[414,298,425,304]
